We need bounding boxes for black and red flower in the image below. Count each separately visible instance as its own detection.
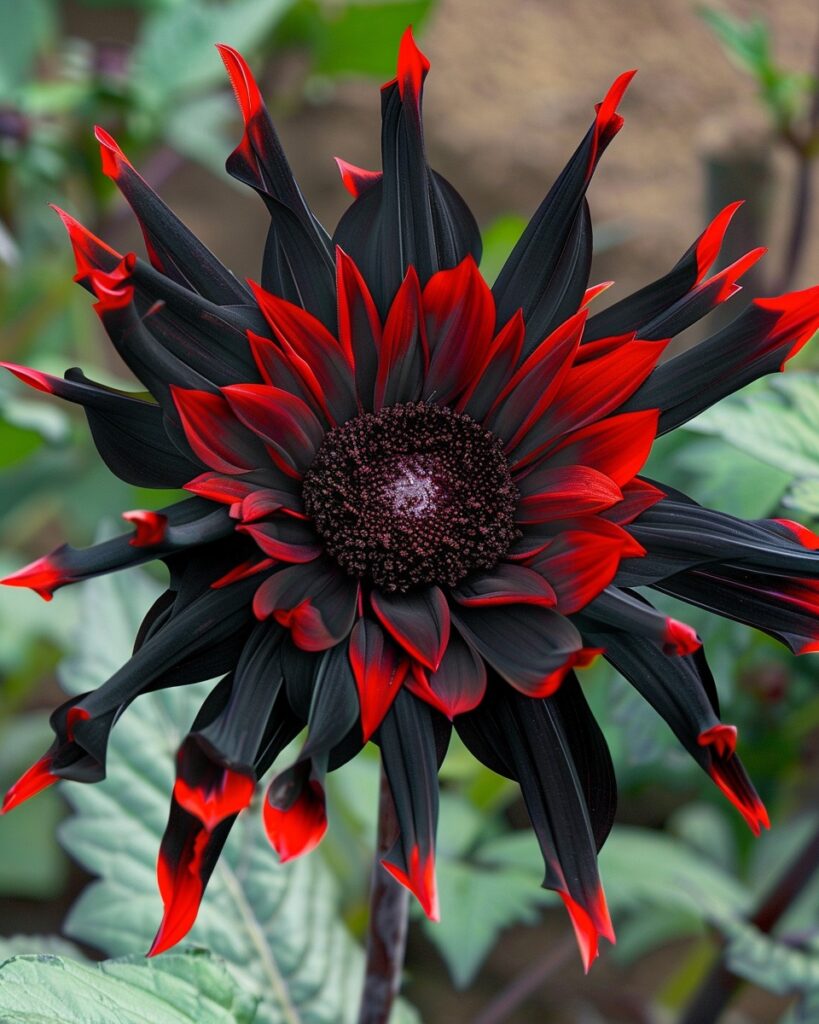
[4,29,819,970]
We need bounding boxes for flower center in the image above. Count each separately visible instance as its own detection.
[302,402,518,592]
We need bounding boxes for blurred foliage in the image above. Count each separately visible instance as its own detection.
[700,8,816,133]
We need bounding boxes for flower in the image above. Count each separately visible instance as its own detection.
[3,28,819,972]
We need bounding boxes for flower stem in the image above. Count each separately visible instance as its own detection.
[679,820,819,1024]
[357,761,409,1024]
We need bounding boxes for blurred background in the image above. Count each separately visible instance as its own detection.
[2,1,819,1022]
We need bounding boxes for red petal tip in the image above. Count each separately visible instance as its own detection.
[149,836,208,957]
[93,125,131,178]
[694,201,745,281]
[123,510,168,547]
[698,723,738,759]
[263,778,327,863]
[389,25,430,100]
[709,765,770,836]
[1,756,57,814]
[663,618,701,656]
[173,768,255,832]
[216,43,262,125]
[0,361,55,395]
[382,845,439,921]
[580,281,615,310]
[559,887,615,973]
[0,553,67,600]
[333,157,382,199]
[773,519,819,550]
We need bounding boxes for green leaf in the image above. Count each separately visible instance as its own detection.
[0,0,56,101]
[688,373,819,518]
[479,824,750,923]
[0,951,258,1024]
[308,0,434,79]
[722,920,819,998]
[425,857,550,988]
[0,935,85,962]
[130,0,294,109]
[478,216,526,286]
[56,569,418,1024]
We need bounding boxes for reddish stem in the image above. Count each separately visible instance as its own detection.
[357,762,409,1024]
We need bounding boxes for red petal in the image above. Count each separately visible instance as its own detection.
[1,552,68,601]
[601,478,665,526]
[122,510,168,547]
[334,158,382,198]
[487,310,586,450]
[249,281,356,424]
[534,529,627,615]
[1,755,57,814]
[50,204,121,280]
[254,561,358,650]
[216,43,263,123]
[587,70,636,179]
[698,723,738,759]
[516,466,623,523]
[336,247,381,407]
[513,337,666,467]
[544,409,659,487]
[210,556,276,590]
[694,202,744,282]
[184,472,257,505]
[406,634,487,718]
[580,281,614,310]
[386,25,431,101]
[754,285,819,368]
[708,762,770,836]
[374,266,427,411]
[239,520,322,564]
[94,125,132,179]
[422,256,495,406]
[171,386,262,474]
[173,768,255,832]
[459,310,525,420]
[263,774,327,863]
[664,618,701,656]
[452,563,557,607]
[349,619,409,742]
[222,383,324,476]
[773,519,819,550]
[559,885,615,973]
[382,843,439,921]
[371,587,450,671]
[148,832,208,957]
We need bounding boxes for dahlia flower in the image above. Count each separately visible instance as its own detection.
[3,28,819,972]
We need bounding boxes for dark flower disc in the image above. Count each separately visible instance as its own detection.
[303,402,519,591]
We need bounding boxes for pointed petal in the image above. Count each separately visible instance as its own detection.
[249,281,356,423]
[377,688,447,921]
[422,257,495,406]
[624,287,819,434]
[336,247,382,409]
[452,604,585,698]
[222,383,324,476]
[349,617,409,742]
[254,559,358,650]
[374,266,427,410]
[94,125,249,304]
[406,632,487,718]
[452,563,557,607]
[217,44,336,325]
[371,585,450,670]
